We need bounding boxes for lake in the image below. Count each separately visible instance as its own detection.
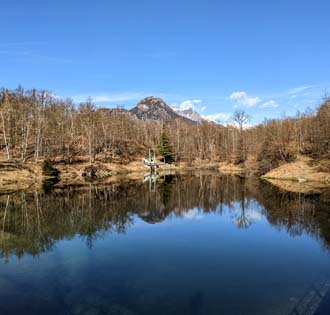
[0,173,329,315]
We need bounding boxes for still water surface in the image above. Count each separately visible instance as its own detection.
[0,173,330,315]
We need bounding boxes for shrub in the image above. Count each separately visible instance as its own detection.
[257,140,297,175]
[81,165,98,181]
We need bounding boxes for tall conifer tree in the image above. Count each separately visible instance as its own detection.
[157,126,174,164]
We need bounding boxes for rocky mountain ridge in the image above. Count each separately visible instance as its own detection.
[173,107,204,123]
[100,96,203,124]
[129,96,194,123]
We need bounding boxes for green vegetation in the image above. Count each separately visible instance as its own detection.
[42,159,60,177]
[157,127,174,164]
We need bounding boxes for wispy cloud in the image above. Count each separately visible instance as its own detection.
[69,91,192,106]
[260,100,278,108]
[171,99,206,112]
[0,41,46,48]
[203,112,231,122]
[229,91,261,107]
[0,42,27,48]
[288,84,315,95]
[179,99,202,110]
[246,84,323,104]
[226,84,327,115]
[71,92,148,103]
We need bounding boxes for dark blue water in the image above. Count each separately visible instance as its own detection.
[0,174,329,315]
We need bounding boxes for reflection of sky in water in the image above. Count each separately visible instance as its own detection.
[183,208,204,220]
[0,176,329,315]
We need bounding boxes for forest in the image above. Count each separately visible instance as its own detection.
[0,86,329,176]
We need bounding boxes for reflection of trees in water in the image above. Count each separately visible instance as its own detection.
[158,175,175,209]
[42,177,60,194]
[232,177,251,229]
[0,186,135,259]
[0,174,330,259]
[254,181,330,250]
[139,175,175,224]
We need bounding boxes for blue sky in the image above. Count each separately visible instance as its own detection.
[1,0,330,123]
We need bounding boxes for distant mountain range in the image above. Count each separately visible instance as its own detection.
[100,96,205,124]
[129,96,204,124]
[172,107,204,123]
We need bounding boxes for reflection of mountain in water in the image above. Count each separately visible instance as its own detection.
[0,174,330,259]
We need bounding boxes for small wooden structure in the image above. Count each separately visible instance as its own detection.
[142,149,159,191]
[143,149,159,173]
[143,149,177,191]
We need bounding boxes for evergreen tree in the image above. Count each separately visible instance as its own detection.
[42,159,60,177]
[157,127,174,164]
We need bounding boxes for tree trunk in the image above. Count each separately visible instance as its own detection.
[0,111,10,160]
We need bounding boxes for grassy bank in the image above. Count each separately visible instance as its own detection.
[0,158,225,192]
[261,155,330,193]
[0,155,329,194]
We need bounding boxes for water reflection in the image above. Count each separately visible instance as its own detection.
[42,177,60,194]
[1,173,330,260]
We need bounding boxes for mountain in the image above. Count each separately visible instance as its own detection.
[130,97,194,123]
[173,108,204,123]
[101,97,206,125]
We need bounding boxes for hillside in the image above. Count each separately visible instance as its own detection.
[261,156,330,193]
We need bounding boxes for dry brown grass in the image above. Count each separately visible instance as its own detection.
[262,155,330,186]
[0,166,42,193]
[218,162,244,174]
[316,160,330,173]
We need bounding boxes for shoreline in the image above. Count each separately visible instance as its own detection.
[0,156,329,194]
[0,159,245,193]
[261,156,330,194]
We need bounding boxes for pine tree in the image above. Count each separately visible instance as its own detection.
[42,159,60,177]
[157,127,174,164]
